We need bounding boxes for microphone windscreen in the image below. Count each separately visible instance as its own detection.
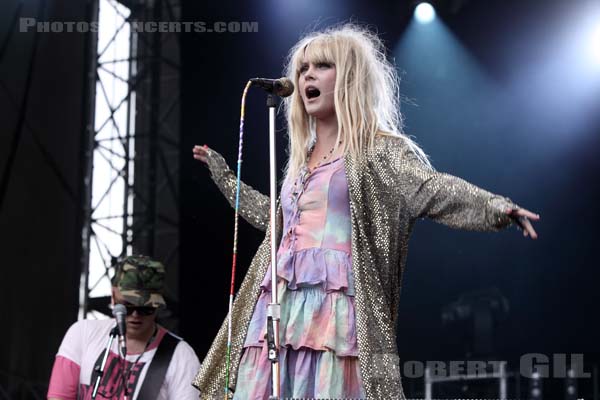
[113,303,127,317]
[276,78,294,97]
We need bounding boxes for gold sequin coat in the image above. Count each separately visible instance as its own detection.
[192,134,516,399]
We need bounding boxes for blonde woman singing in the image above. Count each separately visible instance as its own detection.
[192,23,539,400]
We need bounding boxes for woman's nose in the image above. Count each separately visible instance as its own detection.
[304,65,315,80]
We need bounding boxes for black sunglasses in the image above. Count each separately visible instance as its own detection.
[119,304,157,316]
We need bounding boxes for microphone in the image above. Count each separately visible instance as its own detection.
[112,304,127,357]
[250,77,294,97]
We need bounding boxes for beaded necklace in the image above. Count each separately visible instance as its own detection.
[307,140,342,172]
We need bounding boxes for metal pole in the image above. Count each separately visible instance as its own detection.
[499,361,507,399]
[267,94,280,399]
[425,366,432,400]
[91,328,117,399]
[78,0,100,320]
[122,10,137,257]
[146,0,162,256]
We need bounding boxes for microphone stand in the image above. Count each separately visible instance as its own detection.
[265,93,281,400]
[91,327,117,399]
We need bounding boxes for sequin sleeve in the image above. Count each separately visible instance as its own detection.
[205,148,270,232]
[393,137,518,231]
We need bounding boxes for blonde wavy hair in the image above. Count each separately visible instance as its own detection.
[282,23,431,179]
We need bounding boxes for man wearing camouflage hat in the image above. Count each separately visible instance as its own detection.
[48,255,200,400]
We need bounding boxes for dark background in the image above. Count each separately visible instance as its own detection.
[0,0,87,396]
[1,0,599,398]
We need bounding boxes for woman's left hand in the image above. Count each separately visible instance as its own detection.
[506,208,540,239]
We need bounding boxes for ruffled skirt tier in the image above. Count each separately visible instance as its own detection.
[233,248,365,399]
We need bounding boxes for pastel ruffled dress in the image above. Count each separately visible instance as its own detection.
[233,157,366,400]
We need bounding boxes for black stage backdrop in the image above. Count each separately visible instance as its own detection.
[0,0,89,396]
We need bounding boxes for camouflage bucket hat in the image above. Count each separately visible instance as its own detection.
[113,255,166,308]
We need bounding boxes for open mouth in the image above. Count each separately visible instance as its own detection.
[305,86,320,99]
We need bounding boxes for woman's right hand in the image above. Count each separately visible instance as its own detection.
[192,145,209,164]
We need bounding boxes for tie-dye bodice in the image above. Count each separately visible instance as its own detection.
[280,157,351,254]
[258,156,355,295]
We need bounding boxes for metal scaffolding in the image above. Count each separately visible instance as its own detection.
[79,0,181,319]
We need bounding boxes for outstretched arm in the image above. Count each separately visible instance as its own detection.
[395,139,539,238]
[193,145,270,232]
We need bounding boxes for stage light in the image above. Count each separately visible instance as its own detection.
[415,2,436,24]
